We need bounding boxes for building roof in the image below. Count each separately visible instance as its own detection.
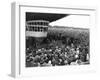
[26,12,69,22]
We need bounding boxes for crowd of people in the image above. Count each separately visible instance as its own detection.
[26,35,89,67]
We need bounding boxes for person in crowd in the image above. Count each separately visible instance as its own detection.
[26,34,89,67]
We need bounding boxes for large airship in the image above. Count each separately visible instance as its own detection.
[26,12,68,38]
[26,20,49,37]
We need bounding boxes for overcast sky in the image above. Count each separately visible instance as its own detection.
[49,15,90,28]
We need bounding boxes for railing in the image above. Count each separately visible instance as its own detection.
[26,20,49,32]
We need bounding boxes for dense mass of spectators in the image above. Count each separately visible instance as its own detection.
[26,33,89,67]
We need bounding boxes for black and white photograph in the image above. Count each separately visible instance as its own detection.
[25,12,90,67]
[10,1,97,78]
